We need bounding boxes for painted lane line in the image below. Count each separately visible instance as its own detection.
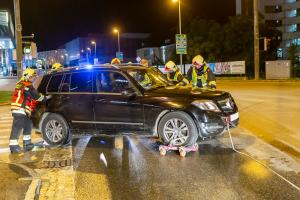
[0,148,10,154]
[73,135,92,169]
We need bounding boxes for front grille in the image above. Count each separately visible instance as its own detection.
[217,97,235,113]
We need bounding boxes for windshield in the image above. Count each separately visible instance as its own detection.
[127,67,174,90]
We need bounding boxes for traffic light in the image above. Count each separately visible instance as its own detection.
[264,37,272,51]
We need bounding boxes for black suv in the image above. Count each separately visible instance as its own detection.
[33,64,239,146]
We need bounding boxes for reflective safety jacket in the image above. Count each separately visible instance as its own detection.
[140,74,152,87]
[166,70,189,86]
[187,65,216,88]
[11,81,45,116]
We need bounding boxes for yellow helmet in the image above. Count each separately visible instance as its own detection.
[140,59,149,67]
[111,58,121,64]
[22,68,37,81]
[52,63,63,70]
[192,55,205,66]
[165,61,177,72]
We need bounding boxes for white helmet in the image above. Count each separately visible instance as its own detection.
[164,61,177,72]
[192,55,205,66]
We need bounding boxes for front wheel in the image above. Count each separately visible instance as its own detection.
[158,111,198,146]
[41,113,69,146]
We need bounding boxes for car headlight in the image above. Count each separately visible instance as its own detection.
[191,100,221,112]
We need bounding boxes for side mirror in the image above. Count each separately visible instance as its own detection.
[121,88,137,99]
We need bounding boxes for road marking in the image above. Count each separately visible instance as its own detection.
[0,148,10,154]
[0,120,13,124]
[0,135,9,139]
[114,135,123,150]
[0,116,13,120]
[38,146,75,200]
[73,135,91,169]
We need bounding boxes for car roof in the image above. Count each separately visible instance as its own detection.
[48,64,148,75]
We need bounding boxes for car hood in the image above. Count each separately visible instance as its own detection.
[144,85,228,100]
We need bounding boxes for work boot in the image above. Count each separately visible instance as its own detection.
[23,140,34,152]
[10,145,22,154]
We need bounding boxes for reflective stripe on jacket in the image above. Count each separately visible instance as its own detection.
[11,81,45,115]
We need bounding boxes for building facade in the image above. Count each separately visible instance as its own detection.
[63,33,150,66]
[0,10,15,77]
[37,49,68,68]
[236,0,300,59]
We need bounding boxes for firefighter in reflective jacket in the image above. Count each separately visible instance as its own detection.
[164,61,189,86]
[187,55,216,89]
[111,58,121,64]
[9,68,49,153]
[51,63,63,71]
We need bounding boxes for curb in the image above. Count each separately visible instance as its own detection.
[0,161,42,200]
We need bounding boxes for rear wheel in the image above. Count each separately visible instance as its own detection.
[41,114,69,146]
[158,111,198,146]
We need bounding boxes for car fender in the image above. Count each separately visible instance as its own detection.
[152,110,170,136]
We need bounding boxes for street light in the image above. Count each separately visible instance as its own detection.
[113,28,121,52]
[86,48,91,64]
[172,0,183,70]
[91,41,97,58]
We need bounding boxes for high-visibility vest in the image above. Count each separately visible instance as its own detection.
[167,71,189,85]
[192,66,208,88]
[11,81,33,115]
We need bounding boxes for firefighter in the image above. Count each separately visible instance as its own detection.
[9,68,49,153]
[111,58,121,64]
[135,70,152,87]
[187,55,216,89]
[51,63,63,71]
[164,61,189,86]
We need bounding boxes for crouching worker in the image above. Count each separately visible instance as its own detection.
[164,61,189,86]
[9,68,50,153]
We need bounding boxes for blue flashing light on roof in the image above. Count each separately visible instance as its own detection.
[86,64,93,69]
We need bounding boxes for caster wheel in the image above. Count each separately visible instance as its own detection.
[179,149,186,157]
[159,147,167,156]
[194,143,199,150]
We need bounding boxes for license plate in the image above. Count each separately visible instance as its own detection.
[230,112,239,121]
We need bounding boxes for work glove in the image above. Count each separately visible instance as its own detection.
[46,95,53,100]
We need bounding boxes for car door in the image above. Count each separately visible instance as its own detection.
[93,70,144,132]
[58,71,95,130]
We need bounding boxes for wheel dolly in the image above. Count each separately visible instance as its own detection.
[159,137,199,157]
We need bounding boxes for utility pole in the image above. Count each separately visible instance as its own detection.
[178,0,183,71]
[254,0,260,80]
[14,0,23,80]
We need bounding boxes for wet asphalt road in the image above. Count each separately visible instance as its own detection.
[72,134,300,200]
[1,81,300,199]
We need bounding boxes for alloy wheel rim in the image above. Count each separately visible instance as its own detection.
[163,118,189,146]
[45,120,63,143]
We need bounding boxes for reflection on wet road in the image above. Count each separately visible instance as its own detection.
[72,134,300,200]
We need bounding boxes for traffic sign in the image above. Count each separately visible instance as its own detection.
[116,52,124,61]
[176,34,187,55]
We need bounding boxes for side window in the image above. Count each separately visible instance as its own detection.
[47,75,63,93]
[70,72,92,93]
[61,74,71,92]
[37,75,51,93]
[94,71,130,93]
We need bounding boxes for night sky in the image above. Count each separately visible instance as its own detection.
[1,0,235,51]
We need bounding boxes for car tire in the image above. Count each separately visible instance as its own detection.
[158,111,198,146]
[41,113,69,146]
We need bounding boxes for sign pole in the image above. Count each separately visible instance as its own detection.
[178,0,183,72]
[14,0,23,79]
